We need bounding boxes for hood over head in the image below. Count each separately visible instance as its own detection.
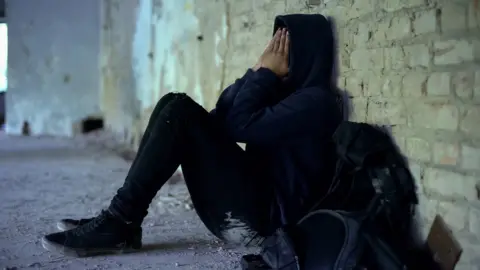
[273,14,334,90]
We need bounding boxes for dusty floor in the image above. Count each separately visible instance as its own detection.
[0,133,255,270]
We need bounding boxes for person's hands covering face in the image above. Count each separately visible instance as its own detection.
[253,28,289,78]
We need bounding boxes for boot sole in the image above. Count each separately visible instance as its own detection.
[56,222,76,232]
[41,236,140,257]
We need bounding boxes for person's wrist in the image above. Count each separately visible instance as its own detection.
[256,67,281,81]
[257,65,279,77]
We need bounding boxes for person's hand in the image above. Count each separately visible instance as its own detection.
[253,28,289,77]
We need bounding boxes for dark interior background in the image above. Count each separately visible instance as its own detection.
[0,0,5,19]
[0,0,5,127]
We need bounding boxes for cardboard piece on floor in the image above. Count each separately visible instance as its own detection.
[426,215,463,270]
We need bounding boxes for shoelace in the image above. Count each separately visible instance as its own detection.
[72,211,108,237]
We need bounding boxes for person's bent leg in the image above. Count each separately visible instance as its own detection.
[179,110,274,246]
[107,93,187,223]
[42,93,274,256]
[42,93,186,257]
[163,95,275,246]
[110,93,275,244]
[129,92,180,165]
[56,93,179,231]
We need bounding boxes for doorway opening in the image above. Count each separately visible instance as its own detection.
[81,117,104,134]
[0,21,7,130]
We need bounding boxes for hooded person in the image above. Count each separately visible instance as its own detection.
[214,13,342,226]
[40,13,342,258]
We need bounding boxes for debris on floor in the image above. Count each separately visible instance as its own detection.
[0,134,255,269]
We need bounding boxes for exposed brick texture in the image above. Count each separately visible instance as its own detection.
[225,0,480,265]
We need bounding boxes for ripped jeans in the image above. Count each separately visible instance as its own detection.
[108,93,275,246]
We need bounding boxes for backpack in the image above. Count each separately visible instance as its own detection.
[241,121,419,270]
[258,209,407,270]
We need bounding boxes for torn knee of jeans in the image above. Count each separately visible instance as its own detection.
[221,212,259,245]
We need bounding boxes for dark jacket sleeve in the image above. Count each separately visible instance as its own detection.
[210,69,254,118]
[226,68,338,144]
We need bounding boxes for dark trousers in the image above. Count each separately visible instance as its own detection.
[108,93,275,245]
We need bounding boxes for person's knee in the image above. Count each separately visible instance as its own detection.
[155,93,207,127]
[164,93,204,116]
[158,92,188,107]
[162,93,197,108]
[162,92,187,101]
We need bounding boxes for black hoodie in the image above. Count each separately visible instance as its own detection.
[212,14,342,226]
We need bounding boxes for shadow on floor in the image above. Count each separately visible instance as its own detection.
[141,238,222,253]
[79,238,226,258]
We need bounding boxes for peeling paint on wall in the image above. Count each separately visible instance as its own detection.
[6,0,102,136]
[5,0,230,144]
[100,0,140,144]
[128,0,229,142]
[110,0,228,147]
[98,0,230,147]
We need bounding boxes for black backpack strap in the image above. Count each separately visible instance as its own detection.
[362,232,408,270]
[260,226,301,270]
[307,158,346,212]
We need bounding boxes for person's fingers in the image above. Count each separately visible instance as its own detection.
[265,37,274,51]
[284,30,290,58]
[279,29,286,54]
[265,29,279,51]
[268,29,280,49]
[272,28,281,52]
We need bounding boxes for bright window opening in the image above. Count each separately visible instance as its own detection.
[0,23,7,92]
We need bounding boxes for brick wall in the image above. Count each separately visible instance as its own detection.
[225,0,480,267]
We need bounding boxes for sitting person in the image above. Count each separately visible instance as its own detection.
[41,14,342,257]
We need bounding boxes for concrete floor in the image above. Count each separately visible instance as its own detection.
[0,133,255,270]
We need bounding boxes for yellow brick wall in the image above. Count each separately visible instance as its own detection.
[224,0,480,266]
[103,1,480,265]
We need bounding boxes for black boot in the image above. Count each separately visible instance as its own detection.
[57,217,94,231]
[42,210,142,257]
